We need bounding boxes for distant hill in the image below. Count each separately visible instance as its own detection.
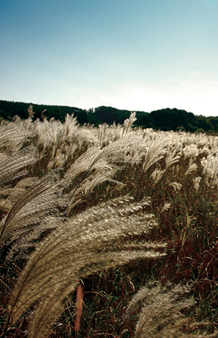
[0,99,218,134]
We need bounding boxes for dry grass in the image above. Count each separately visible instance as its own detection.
[1,109,218,337]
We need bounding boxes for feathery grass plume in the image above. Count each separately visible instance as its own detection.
[123,281,195,338]
[62,113,78,137]
[0,146,38,186]
[122,112,137,137]
[123,136,148,167]
[148,318,218,338]
[47,148,66,170]
[183,144,200,159]
[160,202,171,214]
[34,118,53,152]
[0,152,8,162]
[185,158,198,176]
[63,147,115,205]
[34,118,64,160]
[151,169,166,185]
[63,140,125,186]
[47,129,96,171]
[165,148,181,169]
[193,176,202,192]
[62,113,96,148]
[40,109,47,121]
[142,137,166,174]
[63,136,146,213]
[169,182,183,191]
[27,104,35,120]
[64,134,170,214]
[2,177,39,204]
[97,112,137,146]
[98,122,124,146]
[6,215,65,262]
[201,154,218,187]
[34,114,96,168]
[0,177,38,213]
[5,195,166,338]
[47,122,64,159]
[0,122,33,152]
[98,123,111,145]
[0,169,65,252]
[67,168,125,210]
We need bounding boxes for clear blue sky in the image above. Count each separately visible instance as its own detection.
[0,0,218,116]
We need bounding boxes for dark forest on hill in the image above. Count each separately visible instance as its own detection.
[1,99,218,133]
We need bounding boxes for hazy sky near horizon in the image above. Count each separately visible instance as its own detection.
[0,0,218,116]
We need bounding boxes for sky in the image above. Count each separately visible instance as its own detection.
[0,0,218,116]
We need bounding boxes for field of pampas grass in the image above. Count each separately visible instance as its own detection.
[0,107,218,337]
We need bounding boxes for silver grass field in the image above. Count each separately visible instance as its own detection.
[0,108,218,337]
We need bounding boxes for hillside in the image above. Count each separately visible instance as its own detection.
[0,99,218,133]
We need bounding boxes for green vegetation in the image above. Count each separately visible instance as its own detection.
[1,108,218,337]
[1,99,218,133]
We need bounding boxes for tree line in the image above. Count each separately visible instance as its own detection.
[0,99,218,133]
